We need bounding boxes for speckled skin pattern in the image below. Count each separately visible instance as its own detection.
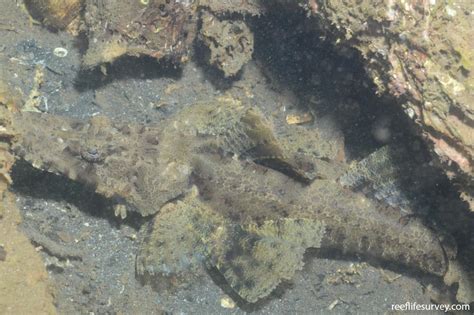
[10,96,453,302]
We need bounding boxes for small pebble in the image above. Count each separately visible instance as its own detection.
[286,112,314,125]
[220,296,236,309]
[328,299,339,310]
[445,6,457,17]
[57,230,74,243]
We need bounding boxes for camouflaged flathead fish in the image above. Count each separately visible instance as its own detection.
[8,96,456,303]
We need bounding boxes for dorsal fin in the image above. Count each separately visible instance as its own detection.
[240,108,312,183]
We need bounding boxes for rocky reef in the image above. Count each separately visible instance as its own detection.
[284,0,474,210]
[23,0,473,208]
[6,0,473,309]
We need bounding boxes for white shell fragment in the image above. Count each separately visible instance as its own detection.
[220,296,236,309]
[53,47,68,58]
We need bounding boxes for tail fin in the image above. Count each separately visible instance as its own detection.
[339,145,443,214]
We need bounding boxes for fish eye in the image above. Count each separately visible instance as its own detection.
[81,147,103,163]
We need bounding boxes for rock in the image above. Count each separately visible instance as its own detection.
[220,296,236,309]
[82,0,198,67]
[199,0,263,16]
[297,0,474,209]
[199,11,254,77]
[24,0,82,30]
